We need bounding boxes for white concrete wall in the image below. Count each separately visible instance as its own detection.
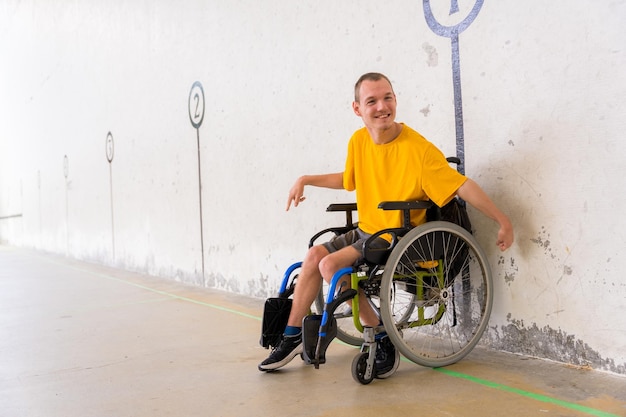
[1,0,625,374]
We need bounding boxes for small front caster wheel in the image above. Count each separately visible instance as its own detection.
[351,352,374,385]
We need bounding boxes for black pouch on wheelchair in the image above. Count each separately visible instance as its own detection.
[439,196,472,234]
[423,197,473,283]
[440,197,472,279]
[260,297,292,348]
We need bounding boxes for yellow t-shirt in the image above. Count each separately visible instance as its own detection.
[343,124,467,235]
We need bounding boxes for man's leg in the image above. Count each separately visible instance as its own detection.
[320,245,399,378]
[258,239,385,371]
[258,244,329,371]
[318,245,380,327]
[286,245,328,327]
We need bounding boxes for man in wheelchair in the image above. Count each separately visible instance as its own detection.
[258,72,514,373]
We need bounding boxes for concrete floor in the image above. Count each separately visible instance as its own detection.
[1,246,625,417]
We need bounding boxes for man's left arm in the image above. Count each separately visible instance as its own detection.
[456,178,514,252]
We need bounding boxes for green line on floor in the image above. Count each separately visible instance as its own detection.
[57,258,620,417]
[61,261,261,322]
[434,367,620,417]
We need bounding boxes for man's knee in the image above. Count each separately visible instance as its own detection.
[318,255,337,278]
[318,248,359,280]
[303,244,329,267]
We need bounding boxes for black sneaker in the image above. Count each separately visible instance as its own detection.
[258,333,303,371]
[374,334,399,379]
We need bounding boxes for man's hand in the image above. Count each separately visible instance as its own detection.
[286,177,306,211]
[496,222,514,251]
[456,178,514,252]
[285,173,344,211]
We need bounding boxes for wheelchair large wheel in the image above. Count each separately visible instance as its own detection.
[379,221,493,368]
[314,283,363,347]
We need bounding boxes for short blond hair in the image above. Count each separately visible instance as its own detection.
[354,72,394,102]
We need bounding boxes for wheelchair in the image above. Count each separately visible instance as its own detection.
[260,162,493,385]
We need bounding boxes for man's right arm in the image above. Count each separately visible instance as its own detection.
[286,172,344,210]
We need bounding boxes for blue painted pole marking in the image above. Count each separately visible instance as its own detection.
[423,0,484,175]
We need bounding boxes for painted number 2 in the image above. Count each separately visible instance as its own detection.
[188,81,205,129]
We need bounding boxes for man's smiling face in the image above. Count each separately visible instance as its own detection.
[352,78,397,134]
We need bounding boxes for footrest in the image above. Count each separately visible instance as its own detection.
[301,314,337,367]
[260,297,292,348]
[302,315,322,365]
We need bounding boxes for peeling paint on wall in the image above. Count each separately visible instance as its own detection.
[206,272,241,294]
[529,226,575,285]
[498,256,518,285]
[485,315,626,375]
[530,226,554,258]
[247,273,271,299]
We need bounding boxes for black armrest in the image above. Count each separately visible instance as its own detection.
[323,203,358,233]
[378,200,432,229]
[378,201,432,211]
[326,203,357,212]
[362,227,405,265]
[309,226,356,248]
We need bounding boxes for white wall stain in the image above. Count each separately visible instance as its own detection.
[422,42,439,67]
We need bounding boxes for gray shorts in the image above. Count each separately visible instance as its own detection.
[322,228,390,262]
